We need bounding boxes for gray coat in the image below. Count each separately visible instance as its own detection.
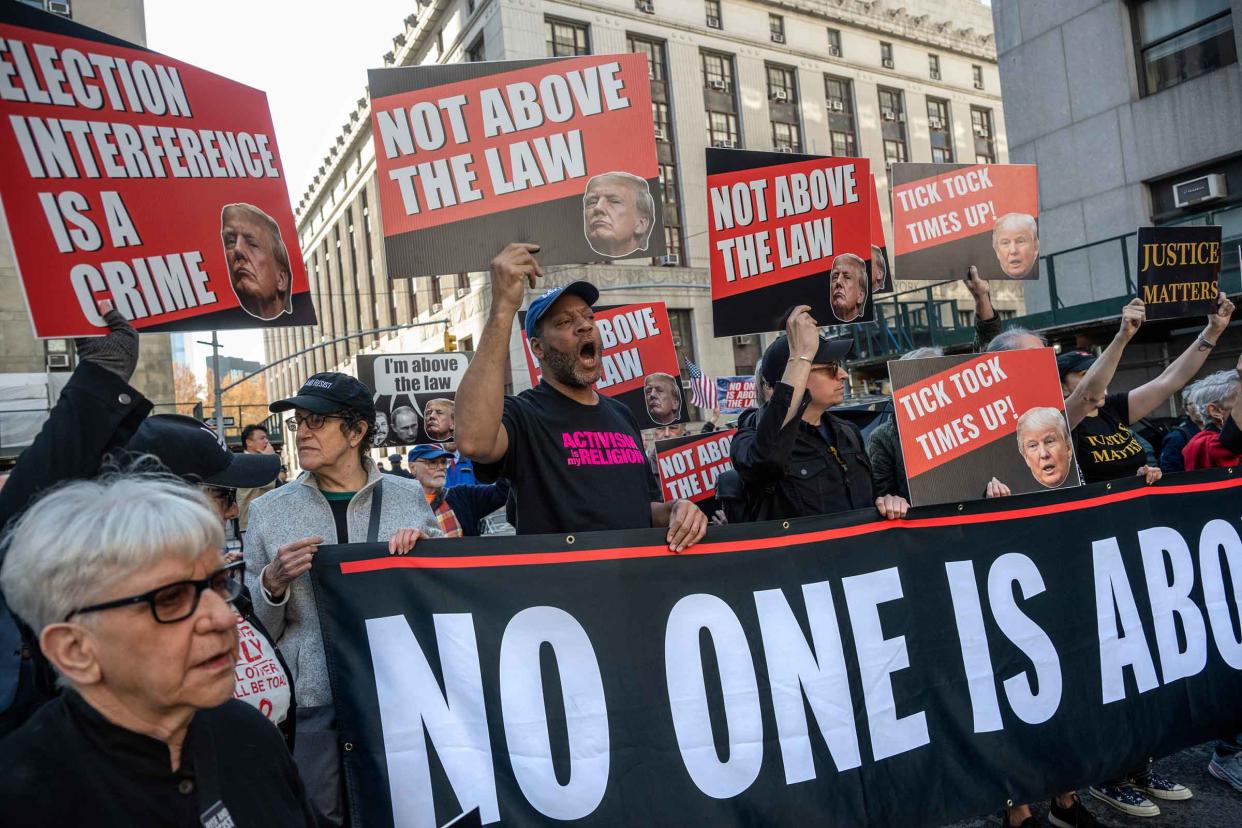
[243,460,441,707]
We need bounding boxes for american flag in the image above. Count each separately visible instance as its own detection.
[685,359,717,410]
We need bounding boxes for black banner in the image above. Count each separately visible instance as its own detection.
[313,471,1242,827]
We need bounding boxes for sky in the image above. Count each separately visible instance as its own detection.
[144,0,413,376]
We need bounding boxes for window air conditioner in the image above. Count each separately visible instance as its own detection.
[828,46,841,57]
[776,144,795,153]
[930,70,941,80]
[771,32,786,44]
[708,79,727,91]
[882,58,894,68]
[712,139,735,149]
[654,127,667,141]
[973,80,984,90]
[928,117,943,129]
[47,352,71,369]
[733,335,756,346]
[660,254,680,266]
[769,89,789,102]
[707,15,721,29]
[973,125,989,138]
[1173,173,1227,208]
[828,99,845,112]
[881,108,896,121]
[636,0,654,13]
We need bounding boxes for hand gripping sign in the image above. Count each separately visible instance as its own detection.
[368,54,664,276]
[0,4,314,336]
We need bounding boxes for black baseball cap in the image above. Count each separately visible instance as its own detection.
[127,414,280,489]
[760,334,853,387]
[1056,350,1096,380]
[524,281,599,340]
[270,372,375,417]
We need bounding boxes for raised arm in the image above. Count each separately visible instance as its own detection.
[1128,297,1235,422]
[454,243,543,463]
[1063,299,1145,428]
[964,266,1002,351]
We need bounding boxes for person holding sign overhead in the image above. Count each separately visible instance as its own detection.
[455,243,706,550]
[731,305,908,521]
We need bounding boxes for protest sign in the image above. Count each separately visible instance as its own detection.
[519,301,686,427]
[707,149,872,336]
[888,348,1080,506]
[869,173,892,295]
[232,616,291,727]
[654,428,735,514]
[715,376,755,414]
[0,4,314,337]
[1136,225,1222,321]
[313,470,1242,828]
[890,163,1038,282]
[356,352,471,447]
[368,54,663,276]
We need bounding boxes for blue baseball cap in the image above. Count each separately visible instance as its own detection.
[408,444,452,463]
[523,281,600,340]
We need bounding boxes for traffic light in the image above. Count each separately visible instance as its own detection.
[443,330,458,352]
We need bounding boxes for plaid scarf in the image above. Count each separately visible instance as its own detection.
[429,490,463,538]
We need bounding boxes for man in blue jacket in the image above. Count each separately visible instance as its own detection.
[409,444,509,537]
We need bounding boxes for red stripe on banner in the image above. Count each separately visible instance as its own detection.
[340,476,1242,573]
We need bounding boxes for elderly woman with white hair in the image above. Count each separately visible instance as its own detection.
[0,475,315,826]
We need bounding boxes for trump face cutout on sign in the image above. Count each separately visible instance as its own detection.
[221,203,293,321]
[583,172,656,258]
[1016,406,1073,488]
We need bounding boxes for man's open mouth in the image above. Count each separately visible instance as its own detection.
[579,340,598,366]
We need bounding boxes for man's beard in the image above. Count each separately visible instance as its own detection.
[542,342,600,388]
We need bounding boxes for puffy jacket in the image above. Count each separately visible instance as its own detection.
[866,415,908,500]
[731,382,874,521]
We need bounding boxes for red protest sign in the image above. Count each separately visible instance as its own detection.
[707,149,872,336]
[369,54,662,276]
[0,6,314,337]
[519,301,686,427]
[655,429,736,506]
[890,163,1039,282]
[888,348,1080,506]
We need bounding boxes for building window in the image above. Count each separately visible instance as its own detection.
[883,140,908,164]
[701,51,734,91]
[971,106,996,163]
[466,36,485,62]
[769,14,785,43]
[665,225,683,260]
[880,41,894,67]
[824,74,858,157]
[927,97,953,162]
[631,36,665,81]
[651,101,671,139]
[705,0,722,29]
[707,111,739,147]
[546,18,589,57]
[766,64,797,102]
[928,53,941,79]
[659,163,679,207]
[430,275,443,307]
[972,64,984,89]
[455,272,469,292]
[772,121,802,153]
[1132,0,1236,95]
[827,28,842,57]
[436,29,445,58]
[667,308,695,381]
[878,87,905,122]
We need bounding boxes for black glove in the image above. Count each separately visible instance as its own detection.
[74,307,138,381]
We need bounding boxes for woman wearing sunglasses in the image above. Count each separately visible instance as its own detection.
[0,475,316,826]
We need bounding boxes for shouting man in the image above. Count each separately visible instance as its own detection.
[455,243,706,550]
[221,203,293,320]
[583,172,656,258]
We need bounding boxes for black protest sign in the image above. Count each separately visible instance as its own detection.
[1137,226,1222,321]
[707,149,873,336]
[368,54,664,276]
[654,429,736,515]
[888,348,1082,506]
[313,471,1242,828]
[356,352,470,447]
[890,163,1039,281]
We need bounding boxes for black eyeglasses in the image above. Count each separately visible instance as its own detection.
[285,412,346,432]
[64,560,245,624]
[203,486,237,509]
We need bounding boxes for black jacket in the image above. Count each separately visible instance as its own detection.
[731,382,875,521]
[1,362,151,737]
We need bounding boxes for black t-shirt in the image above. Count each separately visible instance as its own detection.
[0,691,316,827]
[476,381,658,534]
[1073,392,1146,484]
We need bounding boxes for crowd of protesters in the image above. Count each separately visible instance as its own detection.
[0,235,1239,827]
